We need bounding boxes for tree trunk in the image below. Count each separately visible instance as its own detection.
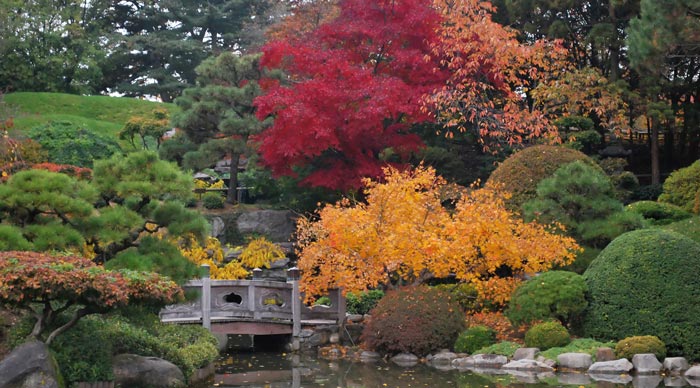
[227,153,240,204]
[651,116,661,185]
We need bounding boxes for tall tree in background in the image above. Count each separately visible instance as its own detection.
[255,0,448,191]
[425,0,568,152]
[101,0,276,101]
[0,0,109,93]
[173,52,275,203]
[265,0,341,41]
[627,0,700,183]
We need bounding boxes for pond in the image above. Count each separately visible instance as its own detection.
[210,349,696,388]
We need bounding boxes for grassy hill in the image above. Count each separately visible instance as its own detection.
[4,92,177,147]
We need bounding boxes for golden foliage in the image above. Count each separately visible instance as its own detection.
[296,165,580,303]
[175,234,249,280]
[239,237,285,269]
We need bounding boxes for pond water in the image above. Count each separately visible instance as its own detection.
[210,349,696,388]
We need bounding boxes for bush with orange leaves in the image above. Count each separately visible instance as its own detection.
[296,165,580,305]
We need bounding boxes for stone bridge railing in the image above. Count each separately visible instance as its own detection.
[159,266,345,337]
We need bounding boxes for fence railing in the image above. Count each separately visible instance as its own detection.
[159,266,345,337]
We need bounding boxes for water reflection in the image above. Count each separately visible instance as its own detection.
[211,351,696,388]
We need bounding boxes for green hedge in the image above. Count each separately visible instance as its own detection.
[625,201,692,225]
[524,321,571,350]
[583,229,700,360]
[658,160,700,213]
[454,325,497,354]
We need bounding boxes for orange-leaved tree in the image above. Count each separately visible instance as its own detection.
[296,165,580,304]
[424,0,570,152]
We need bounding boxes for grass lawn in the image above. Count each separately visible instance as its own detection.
[4,92,177,149]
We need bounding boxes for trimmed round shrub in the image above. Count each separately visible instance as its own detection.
[583,229,700,359]
[661,216,700,244]
[487,145,596,210]
[615,335,666,360]
[506,271,587,327]
[346,290,384,315]
[361,286,465,356]
[202,191,225,209]
[625,201,692,225]
[658,160,700,213]
[524,321,571,350]
[454,325,497,354]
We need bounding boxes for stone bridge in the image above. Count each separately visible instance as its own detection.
[159,267,345,338]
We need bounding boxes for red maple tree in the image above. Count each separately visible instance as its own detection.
[255,0,448,190]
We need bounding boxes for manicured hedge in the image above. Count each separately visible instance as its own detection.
[583,229,700,360]
[486,145,595,210]
[625,200,692,225]
[658,160,700,213]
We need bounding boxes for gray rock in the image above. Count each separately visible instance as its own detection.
[632,354,663,374]
[664,376,689,387]
[0,341,60,388]
[360,351,381,363]
[512,347,539,361]
[329,333,340,344]
[299,329,315,338]
[557,372,592,385]
[502,359,554,372]
[391,353,419,367]
[209,216,225,238]
[536,356,557,368]
[689,379,700,388]
[307,331,330,347]
[236,210,297,242]
[685,365,700,380]
[189,363,215,387]
[212,333,229,352]
[471,354,508,368]
[588,358,634,374]
[589,373,634,384]
[431,351,458,366]
[452,356,476,368]
[269,257,290,269]
[346,314,364,323]
[113,354,185,388]
[632,374,662,388]
[596,347,616,362]
[663,357,690,374]
[557,352,593,370]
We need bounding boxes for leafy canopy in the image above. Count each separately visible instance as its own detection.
[296,165,579,304]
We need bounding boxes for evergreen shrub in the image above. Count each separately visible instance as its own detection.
[346,290,384,315]
[432,283,480,312]
[625,201,692,225]
[658,160,700,213]
[472,341,521,357]
[361,286,464,356]
[202,192,225,209]
[487,145,596,210]
[524,321,571,350]
[506,271,587,327]
[454,325,497,354]
[615,335,666,360]
[583,229,700,359]
[28,121,121,167]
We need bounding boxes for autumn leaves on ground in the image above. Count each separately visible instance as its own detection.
[1,0,700,385]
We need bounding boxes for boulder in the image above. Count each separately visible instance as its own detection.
[211,333,229,352]
[236,210,297,242]
[0,341,60,388]
[502,359,554,372]
[209,216,225,239]
[359,351,381,363]
[471,354,508,368]
[391,353,419,367]
[512,347,539,361]
[685,365,700,380]
[632,354,662,375]
[536,356,557,368]
[663,357,690,374]
[112,354,185,388]
[557,352,592,370]
[430,351,457,366]
[588,358,634,374]
[595,347,616,362]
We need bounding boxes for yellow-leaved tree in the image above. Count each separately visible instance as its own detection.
[296,165,580,304]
